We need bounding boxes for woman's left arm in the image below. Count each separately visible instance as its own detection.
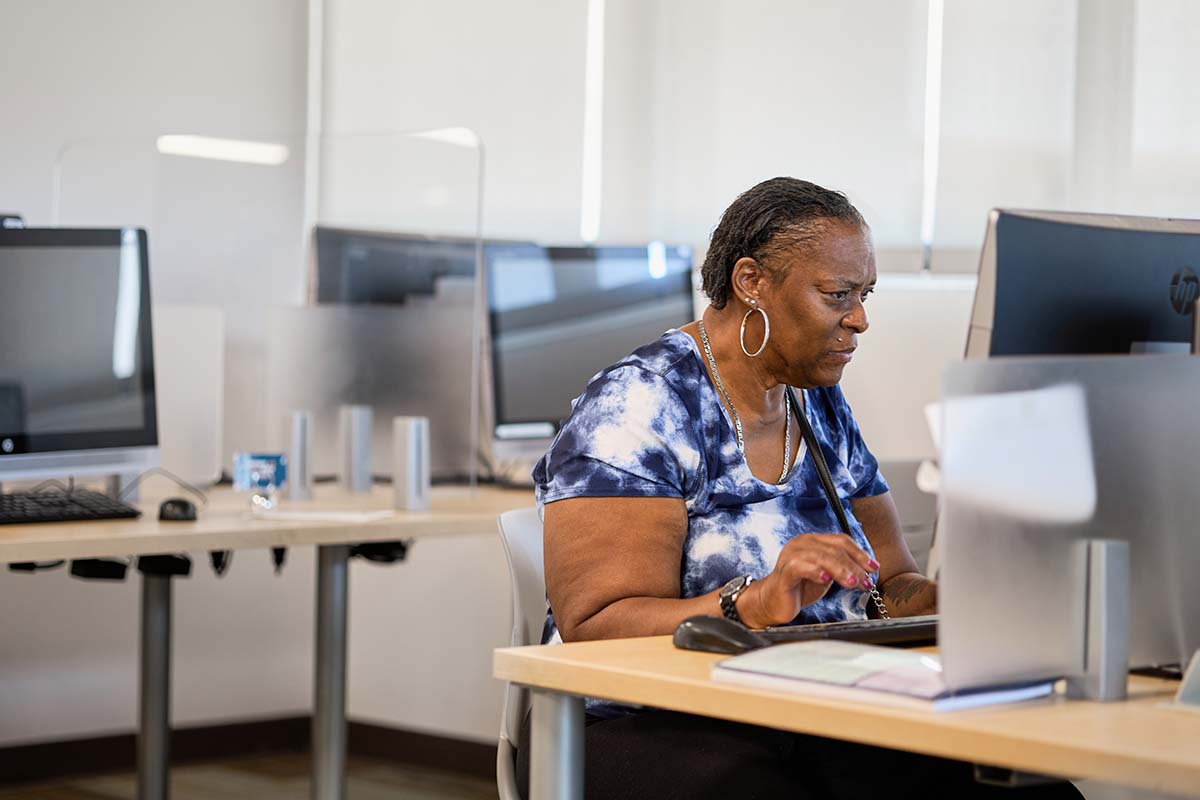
[851,492,937,617]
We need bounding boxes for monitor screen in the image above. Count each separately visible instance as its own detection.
[966,210,1200,358]
[0,228,157,460]
[487,243,694,432]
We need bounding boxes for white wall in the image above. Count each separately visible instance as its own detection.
[837,274,976,463]
[641,0,929,257]
[0,548,316,745]
[321,0,588,242]
[347,535,512,741]
[934,0,1078,253]
[1129,0,1200,217]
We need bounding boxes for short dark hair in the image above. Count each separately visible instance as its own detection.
[700,177,867,309]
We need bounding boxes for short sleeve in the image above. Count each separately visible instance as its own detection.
[534,365,702,505]
[823,386,889,499]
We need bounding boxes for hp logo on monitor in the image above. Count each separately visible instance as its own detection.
[1170,267,1199,315]
[1,438,12,453]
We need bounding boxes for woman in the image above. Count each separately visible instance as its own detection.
[520,178,1081,799]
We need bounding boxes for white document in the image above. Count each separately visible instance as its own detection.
[940,383,1096,524]
[251,509,396,523]
[917,403,943,495]
[924,401,943,452]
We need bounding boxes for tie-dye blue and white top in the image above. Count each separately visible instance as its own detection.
[533,329,889,665]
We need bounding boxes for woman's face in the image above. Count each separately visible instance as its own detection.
[751,222,877,388]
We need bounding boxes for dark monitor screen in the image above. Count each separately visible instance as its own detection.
[314,226,529,304]
[486,243,694,431]
[0,228,157,456]
[968,211,1200,357]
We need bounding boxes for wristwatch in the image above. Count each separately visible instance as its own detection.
[719,575,754,624]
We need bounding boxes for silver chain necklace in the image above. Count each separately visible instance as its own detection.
[698,319,791,482]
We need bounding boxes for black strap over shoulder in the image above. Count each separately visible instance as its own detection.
[786,387,853,536]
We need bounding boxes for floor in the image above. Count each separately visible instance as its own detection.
[0,753,498,800]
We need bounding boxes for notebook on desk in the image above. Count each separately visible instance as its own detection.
[712,639,1052,712]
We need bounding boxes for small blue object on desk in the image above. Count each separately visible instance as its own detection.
[232,452,287,494]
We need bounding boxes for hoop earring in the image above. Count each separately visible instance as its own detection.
[739,300,770,358]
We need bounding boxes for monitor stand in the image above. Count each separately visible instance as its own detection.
[1065,539,1130,702]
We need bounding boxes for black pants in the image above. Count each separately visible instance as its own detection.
[515,709,1085,800]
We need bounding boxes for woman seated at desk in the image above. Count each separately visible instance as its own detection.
[519,177,1081,799]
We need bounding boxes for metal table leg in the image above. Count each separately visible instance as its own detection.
[312,544,350,800]
[529,689,584,800]
[138,573,172,800]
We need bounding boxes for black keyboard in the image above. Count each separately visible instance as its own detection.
[0,489,141,525]
[761,614,938,648]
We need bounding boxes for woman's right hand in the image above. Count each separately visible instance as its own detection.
[737,533,879,629]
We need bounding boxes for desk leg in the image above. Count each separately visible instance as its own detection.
[312,544,350,800]
[529,690,583,800]
[138,573,172,800]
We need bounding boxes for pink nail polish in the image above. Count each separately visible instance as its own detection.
[847,575,858,587]
[864,578,874,590]
[819,571,832,583]
[868,559,880,571]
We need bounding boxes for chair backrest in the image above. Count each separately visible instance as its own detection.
[496,506,546,800]
[499,507,547,650]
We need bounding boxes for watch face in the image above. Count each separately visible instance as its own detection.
[721,575,747,599]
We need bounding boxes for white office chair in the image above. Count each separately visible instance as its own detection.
[496,507,547,800]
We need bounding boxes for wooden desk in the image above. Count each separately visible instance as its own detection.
[1,484,532,800]
[494,636,1200,799]
[0,483,530,563]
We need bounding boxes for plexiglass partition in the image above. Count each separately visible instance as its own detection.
[52,129,486,488]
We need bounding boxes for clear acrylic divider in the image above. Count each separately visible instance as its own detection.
[52,128,486,490]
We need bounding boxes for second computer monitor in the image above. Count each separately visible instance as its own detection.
[966,209,1200,358]
[486,243,695,438]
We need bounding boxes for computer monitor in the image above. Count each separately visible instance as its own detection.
[0,228,159,482]
[938,355,1200,690]
[965,209,1200,358]
[485,242,695,440]
[936,209,1200,689]
[313,225,530,304]
[931,208,1200,575]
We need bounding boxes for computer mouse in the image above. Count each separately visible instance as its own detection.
[672,615,769,655]
[158,497,197,522]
